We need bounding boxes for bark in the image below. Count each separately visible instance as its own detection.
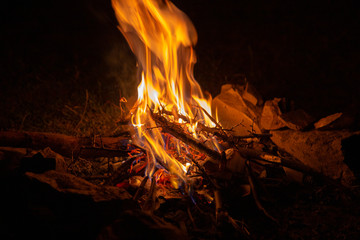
[0,131,130,159]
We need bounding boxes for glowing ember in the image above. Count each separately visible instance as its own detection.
[112,0,220,185]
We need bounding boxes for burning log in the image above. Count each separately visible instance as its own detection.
[150,111,223,162]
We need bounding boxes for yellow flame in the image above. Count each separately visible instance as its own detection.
[112,0,219,182]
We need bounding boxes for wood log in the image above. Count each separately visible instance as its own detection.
[0,131,130,159]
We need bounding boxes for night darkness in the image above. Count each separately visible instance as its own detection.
[1,0,360,129]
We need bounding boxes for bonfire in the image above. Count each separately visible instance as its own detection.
[1,0,359,239]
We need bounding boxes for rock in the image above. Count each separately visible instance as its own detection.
[0,147,67,174]
[0,147,28,174]
[260,98,286,130]
[26,170,132,202]
[342,134,360,178]
[233,82,264,106]
[314,112,343,129]
[280,109,315,130]
[314,111,360,130]
[270,129,360,185]
[212,84,261,136]
[20,153,56,173]
[261,98,315,131]
[20,147,67,173]
[37,147,68,171]
[224,148,246,173]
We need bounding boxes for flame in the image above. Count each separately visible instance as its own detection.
[112,0,219,184]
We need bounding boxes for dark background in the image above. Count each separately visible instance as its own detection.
[1,0,359,130]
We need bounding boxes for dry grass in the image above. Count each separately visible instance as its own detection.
[47,90,129,136]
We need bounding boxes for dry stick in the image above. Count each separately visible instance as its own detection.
[143,176,157,213]
[107,156,139,185]
[84,175,111,180]
[193,105,223,131]
[214,189,223,222]
[187,206,198,229]
[148,108,344,189]
[193,105,237,143]
[250,149,352,192]
[151,112,222,162]
[151,111,317,179]
[197,123,230,141]
[227,215,251,238]
[74,89,89,135]
[107,156,111,176]
[187,154,218,188]
[148,110,340,185]
[214,188,251,238]
[160,107,190,123]
[234,133,273,140]
[19,113,29,131]
[160,106,230,140]
[150,112,235,229]
[193,105,269,142]
[153,111,300,175]
[78,147,130,159]
[133,176,149,201]
[245,161,278,224]
[235,147,320,177]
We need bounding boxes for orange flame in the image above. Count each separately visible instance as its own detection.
[112,0,219,184]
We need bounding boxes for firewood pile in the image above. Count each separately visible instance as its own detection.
[1,84,360,240]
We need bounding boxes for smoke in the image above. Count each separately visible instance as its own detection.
[105,41,138,100]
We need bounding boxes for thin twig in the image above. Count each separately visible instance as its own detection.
[159,105,229,140]
[245,160,278,224]
[187,154,218,189]
[19,112,29,131]
[74,89,89,134]
[133,176,149,201]
[151,111,222,162]
[234,133,272,139]
[193,105,223,130]
[227,214,251,238]
[84,175,111,180]
[187,206,197,229]
[143,176,157,213]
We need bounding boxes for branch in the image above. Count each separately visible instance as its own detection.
[150,112,222,162]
